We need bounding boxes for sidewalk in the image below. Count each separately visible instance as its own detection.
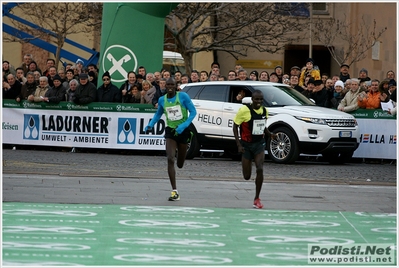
[2,148,397,185]
[3,174,396,212]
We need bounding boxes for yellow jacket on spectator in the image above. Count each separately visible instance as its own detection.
[299,69,321,87]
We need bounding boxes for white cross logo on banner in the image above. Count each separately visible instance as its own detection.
[107,53,131,78]
[102,44,137,83]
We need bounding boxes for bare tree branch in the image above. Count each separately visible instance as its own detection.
[312,14,387,67]
[165,3,309,73]
[4,3,103,67]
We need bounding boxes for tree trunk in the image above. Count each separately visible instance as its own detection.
[55,38,64,69]
[182,53,193,75]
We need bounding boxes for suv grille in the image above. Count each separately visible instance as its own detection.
[325,119,357,127]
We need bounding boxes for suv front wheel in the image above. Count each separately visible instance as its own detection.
[267,126,299,164]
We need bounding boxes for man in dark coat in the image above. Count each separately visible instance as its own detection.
[290,75,303,93]
[339,63,351,83]
[310,79,329,107]
[3,73,22,99]
[16,72,37,102]
[73,73,97,104]
[96,71,121,103]
[44,74,66,103]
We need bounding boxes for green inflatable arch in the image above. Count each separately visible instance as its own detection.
[99,3,178,87]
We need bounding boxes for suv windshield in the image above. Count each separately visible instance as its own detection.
[253,85,315,107]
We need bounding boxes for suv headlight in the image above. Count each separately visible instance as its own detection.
[295,116,327,125]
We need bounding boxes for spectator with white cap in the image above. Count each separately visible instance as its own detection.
[75,58,84,75]
[329,80,345,109]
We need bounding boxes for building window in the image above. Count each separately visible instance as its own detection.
[372,41,380,60]
[274,3,310,17]
[274,3,329,17]
[312,3,329,15]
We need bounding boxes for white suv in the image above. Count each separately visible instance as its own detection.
[181,81,360,164]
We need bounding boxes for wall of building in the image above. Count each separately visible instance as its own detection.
[347,3,396,80]
[2,41,22,68]
[216,3,396,81]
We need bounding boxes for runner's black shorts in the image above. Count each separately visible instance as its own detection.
[240,139,266,160]
[165,126,192,144]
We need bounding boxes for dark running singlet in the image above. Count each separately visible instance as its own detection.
[239,104,267,143]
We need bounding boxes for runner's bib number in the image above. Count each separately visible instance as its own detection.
[252,119,266,135]
[166,105,183,121]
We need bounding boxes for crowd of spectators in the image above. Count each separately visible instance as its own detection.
[2,54,397,115]
[3,54,396,160]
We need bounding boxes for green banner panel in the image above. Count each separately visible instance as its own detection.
[3,100,396,119]
[349,109,396,119]
[2,99,156,113]
[99,3,178,87]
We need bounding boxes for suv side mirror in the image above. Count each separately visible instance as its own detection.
[242,97,252,104]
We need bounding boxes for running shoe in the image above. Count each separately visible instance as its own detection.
[168,190,180,201]
[253,198,263,209]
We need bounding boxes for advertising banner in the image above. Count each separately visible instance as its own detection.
[349,109,397,159]
[3,101,397,159]
[2,101,166,150]
[352,118,396,159]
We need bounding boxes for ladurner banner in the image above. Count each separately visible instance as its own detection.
[2,100,397,159]
[3,101,167,150]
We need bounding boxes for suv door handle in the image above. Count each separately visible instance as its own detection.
[223,107,234,111]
